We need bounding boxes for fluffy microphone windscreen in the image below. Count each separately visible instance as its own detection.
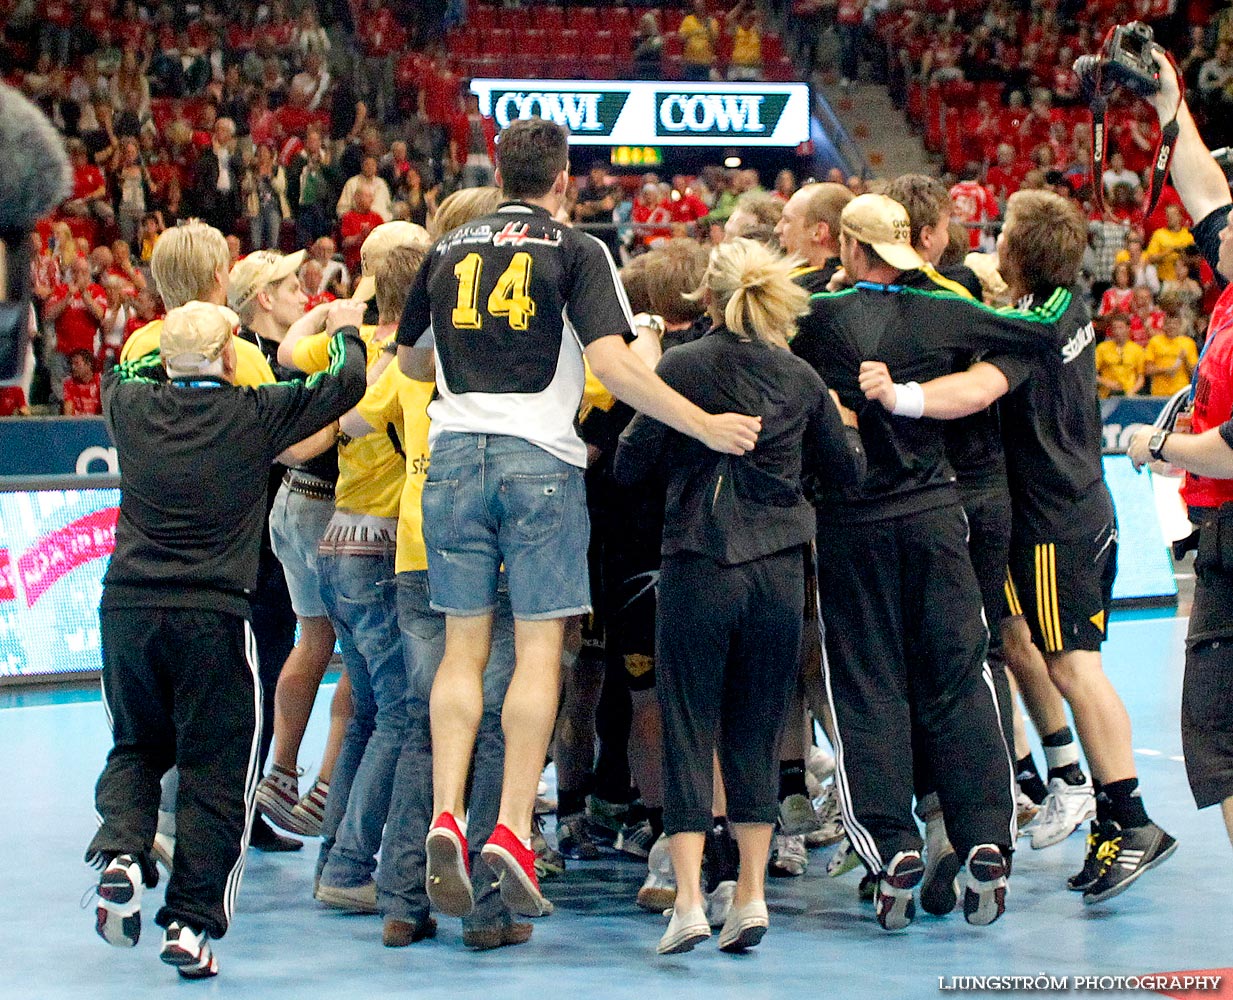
[0,84,71,236]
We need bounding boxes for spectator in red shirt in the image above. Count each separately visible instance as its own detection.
[340,187,385,274]
[450,94,497,189]
[0,386,30,417]
[44,257,107,404]
[358,0,403,124]
[950,166,1000,251]
[62,350,103,416]
[631,184,675,248]
[1100,262,1137,316]
[301,259,337,311]
[669,175,710,228]
[63,138,115,225]
[1128,286,1166,345]
[985,143,1024,205]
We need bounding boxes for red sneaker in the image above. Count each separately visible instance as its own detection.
[481,824,550,917]
[426,813,473,917]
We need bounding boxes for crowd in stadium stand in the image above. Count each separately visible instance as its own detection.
[0,0,1225,418]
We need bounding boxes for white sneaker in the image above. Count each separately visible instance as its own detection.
[637,835,676,912]
[826,836,860,877]
[657,905,710,955]
[705,879,736,928]
[717,899,768,952]
[160,921,218,979]
[151,831,175,874]
[768,833,808,877]
[95,854,144,947]
[1016,789,1041,834]
[806,780,845,848]
[807,745,836,783]
[1030,776,1096,850]
[255,768,313,835]
[919,813,959,917]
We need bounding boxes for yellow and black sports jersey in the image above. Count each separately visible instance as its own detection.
[396,201,637,468]
[789,260,840,296]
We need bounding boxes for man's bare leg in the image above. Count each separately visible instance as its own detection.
[430,614,492,820]
[1045,650,1136,784]
[270,615,337,773]
[496,618,567,840]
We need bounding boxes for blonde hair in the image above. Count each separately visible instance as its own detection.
[375,245,429,325]
[430,186,502,239]
[52,221,78,267]
[689,238,810,347]
[150,221,231,310]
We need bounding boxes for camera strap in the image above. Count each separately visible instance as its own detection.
[1089,41,1183,220]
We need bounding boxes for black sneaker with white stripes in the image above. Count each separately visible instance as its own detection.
[95,854,144,948]
[1082,821,1177,905]
[160,921,219,979]
[1067,820,1114,892]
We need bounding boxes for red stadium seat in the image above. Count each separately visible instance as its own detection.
[606,7,634,37]
[469,3,497,32]
[523,29,549,58]
[572,7,600,34]
[449,30,477,60]
[662,8,684,33]
[583,30,617,59]
[488,27,513,58]
[761,32,784,65]
[540,6,565,32]
[558,28,581,59]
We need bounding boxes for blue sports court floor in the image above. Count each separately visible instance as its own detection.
[2,611,1230,1000]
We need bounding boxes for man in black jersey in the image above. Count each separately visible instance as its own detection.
[774,181,853,294]
[793,193,1063,932]
[87,301,366,979]
[395,117,761,921]
[878,173,1026,919]
[863,189,1177,904]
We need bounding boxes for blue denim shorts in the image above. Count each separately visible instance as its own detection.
[421,432,591,620]
[269,481,334,618]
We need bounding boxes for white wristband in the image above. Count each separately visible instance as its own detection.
[891,381,925,419]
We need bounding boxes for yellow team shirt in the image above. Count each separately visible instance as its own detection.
[356,362,434,573]
[731,25,762,67]
[1094,339,1145,398]
[292,325,404,517]
[1144,227,1195,282]
[121,319,276,388]
[679,14,718,64]
[1144,333,1198,397]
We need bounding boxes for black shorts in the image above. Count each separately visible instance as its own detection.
[1004,521,1117,654]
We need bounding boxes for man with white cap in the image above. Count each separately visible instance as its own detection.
[86,300,367,980]
[790,193,1066,933]
[232,250,353,842]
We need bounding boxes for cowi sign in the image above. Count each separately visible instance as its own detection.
[469,79,811,147]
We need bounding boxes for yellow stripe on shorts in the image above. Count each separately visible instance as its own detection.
[1004,569,1023,617]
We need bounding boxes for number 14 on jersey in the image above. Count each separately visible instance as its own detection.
[452,251,537,332]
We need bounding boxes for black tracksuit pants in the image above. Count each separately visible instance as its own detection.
[657,546,805,835]
[815,504,1015,872]
[913,484,1017,806]
[87,607,262,939]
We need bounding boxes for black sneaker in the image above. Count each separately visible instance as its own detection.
[250,815,303,853]
[556,813,601,861]
[1082,822,1177,905]
[1067,820,1113,892]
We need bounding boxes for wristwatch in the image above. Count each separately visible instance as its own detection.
[1147,429,1171,461]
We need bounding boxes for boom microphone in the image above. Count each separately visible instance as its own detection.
[0,84,71,380]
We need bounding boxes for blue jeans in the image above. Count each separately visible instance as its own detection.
[249,206,283,251]
[316,547,403,887]
[375,571,517,927]
[422,432,591,620]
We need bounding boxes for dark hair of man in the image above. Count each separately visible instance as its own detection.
[496,117,570,200]
[1001,189,1086,293]
[643,239,710,323]
[939,222,969,268]
[881,173,950,250]
[375,245,429,325]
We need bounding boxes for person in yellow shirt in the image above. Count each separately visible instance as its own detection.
[120,222,275,388]
[1145,205,1196,283]
[726,0,763,81]
[679,0,720,80]
[1144,313,1199,396]
[1095,313,1146,398]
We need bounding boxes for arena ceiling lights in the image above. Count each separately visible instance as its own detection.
[469,79,811,147]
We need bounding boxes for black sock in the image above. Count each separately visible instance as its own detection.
[778,760,808,802]
[558,788,590,820]
[1015,754,1048,804]
[646,806,664,841]
[1048,761,1087,786]
[704,816,738,891]
[1101,777,1150,829]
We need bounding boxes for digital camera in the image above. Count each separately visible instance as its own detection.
[1073,21,1161,101]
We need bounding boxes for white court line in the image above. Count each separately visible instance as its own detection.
[1134,748,1163,756]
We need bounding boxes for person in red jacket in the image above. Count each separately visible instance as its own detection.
[45,256,107,406]
[358,0,404,124]
[63,349,103,416]
[339,187,385,274]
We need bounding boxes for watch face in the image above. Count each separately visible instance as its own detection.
[1149,430,1167,457]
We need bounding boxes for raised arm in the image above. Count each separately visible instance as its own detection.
[1149,48,1232,227]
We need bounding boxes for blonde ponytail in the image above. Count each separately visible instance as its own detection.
[690,238,810,347]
